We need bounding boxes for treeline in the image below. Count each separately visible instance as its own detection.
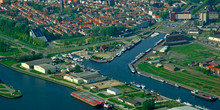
[191,0,220,15]
[0,16,46,47]
[13,53,43,62]
[0,40,10,52]
[91,25,125,36]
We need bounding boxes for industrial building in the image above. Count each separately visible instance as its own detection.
[71,72,108,84]
[21,59,52,69]
[164,64,179,71]
[170,12,191,21]
[63,75,84,84]
[164,34,188,45]
[125,99,141,107]
[34,64,56,74]
[107,87,122,95]
[208,35,220,42]
[159,46,168,53]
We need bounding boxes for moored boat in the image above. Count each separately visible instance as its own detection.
[191,90,217,101]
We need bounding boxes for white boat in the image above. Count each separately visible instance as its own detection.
[176,98,181,103]
[183,102,192,106]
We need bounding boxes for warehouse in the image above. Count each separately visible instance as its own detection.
[34,64,56,74]
[21,59,52,69]
[63,75,84,84]
[71,72,108,84]
[164,64,179,71]
[107,87,122,95]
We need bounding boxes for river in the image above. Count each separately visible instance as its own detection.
[0,33,219,110]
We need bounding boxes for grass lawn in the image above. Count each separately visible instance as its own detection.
[0,84,5,88]
[138,62,220,96]
[114,85,139,93]
[169,44,220,65]
[30,70,45,75]
[155,101,183,108]
[21,48,31,53]
[0,48,21,56]
[125,92,152,99]
[0,59,17,67]
[0,89,10,92]
[97,93,109,98]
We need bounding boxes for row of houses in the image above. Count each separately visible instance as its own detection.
[199,61,220,76]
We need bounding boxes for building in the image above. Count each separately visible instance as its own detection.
[118,97,127,103]
[164,64,179,71]
[159,46,168,53]
[63,75,84,84]
[71,72,107,84]
[30,28,48,42]
[107,87,122,95]
[170,12,191,21]
[21,59,52,69]
[125,99,141,107]
[34,64,56,74]
[0,0,9,4]
[164,34,188,45]
[199,10,208,24]
[208,35,220,42]
[148,60,160,64]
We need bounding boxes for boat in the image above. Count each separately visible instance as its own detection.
[71,91,105,106]
[175,84,181,88]
[154,39,164,47]
[151,32,159,38]
[195,105,210,110]
[183,102,192,106]
[191,90,218,101]
[103,102,114,109]
[176,98,181,103]
[128,63,136,73]
[137,71,141,74]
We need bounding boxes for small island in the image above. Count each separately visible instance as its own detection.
[0,80,22,99]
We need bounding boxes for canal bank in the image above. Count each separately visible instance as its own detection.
[0,33,220,110]
[82,33,220,110]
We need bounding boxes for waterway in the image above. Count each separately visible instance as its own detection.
[0,33,219,110]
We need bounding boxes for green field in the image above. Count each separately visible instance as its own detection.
[138,62,220,96]
[0,59,17,67]
[97,93,109,98]
[21,48,31,53]
[0,48,21,56]
[169,44,220,65]
[115,85,139,94]
[125,92,152,99]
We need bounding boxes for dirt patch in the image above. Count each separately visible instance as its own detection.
[85,79,124,89]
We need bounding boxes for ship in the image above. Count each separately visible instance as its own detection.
[103,102,114,109]
[71,91,105,106]
[128,63,135,73]
[191,90,218,101]
[151,32,159,38]
[194,105,210,110]
[154,39,164,47]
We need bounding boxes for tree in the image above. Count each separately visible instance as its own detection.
[47,70,51,74]
[142,99,155,110]
[75,65,81,73]
[57,16,62,22]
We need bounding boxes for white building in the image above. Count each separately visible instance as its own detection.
[63,75,84,84]
[107,87,122,95]
[208,35,220,42]
[34,64,56,74]
[21,59,52,69]
[159,46,168,53]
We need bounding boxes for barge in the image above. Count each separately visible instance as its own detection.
[71,91,105,106]
[191,90,218,101]
[128,63,135,73]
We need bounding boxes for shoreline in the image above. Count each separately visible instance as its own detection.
[0,62,79,91]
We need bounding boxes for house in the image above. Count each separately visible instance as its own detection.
[125,99,141,107]
[148,60,160,64]
[99,45,109,52]
[34,64,56,74]
[21,59,52,69]
[30,28,48,42]
[164,64,179,71]
[107,87,122,95]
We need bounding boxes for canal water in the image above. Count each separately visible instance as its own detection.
[0,33,219,110]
